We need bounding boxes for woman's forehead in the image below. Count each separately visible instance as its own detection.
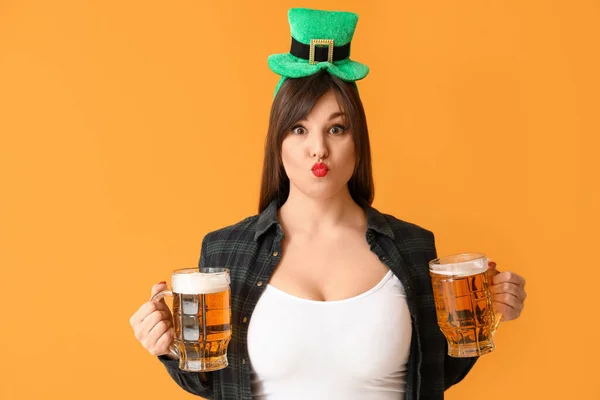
[302,91,346,120]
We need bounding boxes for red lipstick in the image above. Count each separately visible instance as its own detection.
[311,162,329,177]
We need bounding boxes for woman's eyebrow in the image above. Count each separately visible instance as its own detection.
[328,111,346,121]
[298,111,346,123]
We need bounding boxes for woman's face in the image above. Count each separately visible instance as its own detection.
[281,89,356,200]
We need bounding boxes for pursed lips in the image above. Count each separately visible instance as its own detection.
[311,162,329,177]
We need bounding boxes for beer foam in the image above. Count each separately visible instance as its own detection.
[430,261,487,277]
[172,272,230,295]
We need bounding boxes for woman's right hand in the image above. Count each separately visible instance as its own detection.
[129,282,176,358]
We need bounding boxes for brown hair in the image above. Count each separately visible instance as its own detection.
[258,71,374,213]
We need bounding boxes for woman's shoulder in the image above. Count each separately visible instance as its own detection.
[201,213,262,244]
[369,206,435,243]
[198,213,263,266]
[370,208,438,267]
[369,208,435,249]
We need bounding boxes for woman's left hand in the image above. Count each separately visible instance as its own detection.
[489,268,527,321]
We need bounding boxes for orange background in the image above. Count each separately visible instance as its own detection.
[1,1,598,399]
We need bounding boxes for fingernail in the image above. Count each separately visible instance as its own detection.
[488,261,497,268]
[158,281,166,285]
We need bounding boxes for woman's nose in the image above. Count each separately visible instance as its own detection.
[310,132,329,159]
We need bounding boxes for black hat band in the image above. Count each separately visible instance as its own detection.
[290,37,351,64]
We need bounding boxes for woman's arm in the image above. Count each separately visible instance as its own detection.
[444,354,478,389]
[158,356,214,398]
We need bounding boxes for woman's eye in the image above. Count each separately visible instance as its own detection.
[291,126,306,135]
[329,125,347,135]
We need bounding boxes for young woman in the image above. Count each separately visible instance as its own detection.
[129,8,526,400]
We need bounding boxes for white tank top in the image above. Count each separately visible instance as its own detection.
[247,270,412,400]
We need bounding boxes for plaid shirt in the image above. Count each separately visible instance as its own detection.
[159,200,478,399]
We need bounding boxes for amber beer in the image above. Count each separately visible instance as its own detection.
[152,268,232,371]
[429,253,501,357]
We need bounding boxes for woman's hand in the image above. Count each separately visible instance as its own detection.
[129,282,176,358]
[489,267,527,321]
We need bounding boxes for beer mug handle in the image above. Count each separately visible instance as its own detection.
[486,261,503,335]
[492,310,503,334]
[150,289,180,360]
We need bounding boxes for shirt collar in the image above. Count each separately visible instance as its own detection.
[365,205,396,240]
[254,200,281,241]
[254,200,396,241]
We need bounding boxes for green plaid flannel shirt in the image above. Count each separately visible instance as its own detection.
[159,200,478,399]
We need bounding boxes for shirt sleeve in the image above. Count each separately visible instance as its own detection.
[157,356,214,398]
[444,353,478,389]
[156,235,215,398]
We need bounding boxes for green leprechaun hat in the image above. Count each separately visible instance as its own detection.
[268,8,369,97]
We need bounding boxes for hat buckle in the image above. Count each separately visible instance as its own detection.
[309,39,334,64]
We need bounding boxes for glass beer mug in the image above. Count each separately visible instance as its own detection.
[429,253,502,357]
[151,268,232,371]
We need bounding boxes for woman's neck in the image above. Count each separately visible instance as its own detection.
[278,186,366,236]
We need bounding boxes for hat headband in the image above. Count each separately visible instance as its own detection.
[289,37,351,64]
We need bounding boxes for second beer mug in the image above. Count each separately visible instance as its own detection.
[151,268,232,372]
[429,253,502,358]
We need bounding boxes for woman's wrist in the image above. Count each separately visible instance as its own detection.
[161,352,178,360]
